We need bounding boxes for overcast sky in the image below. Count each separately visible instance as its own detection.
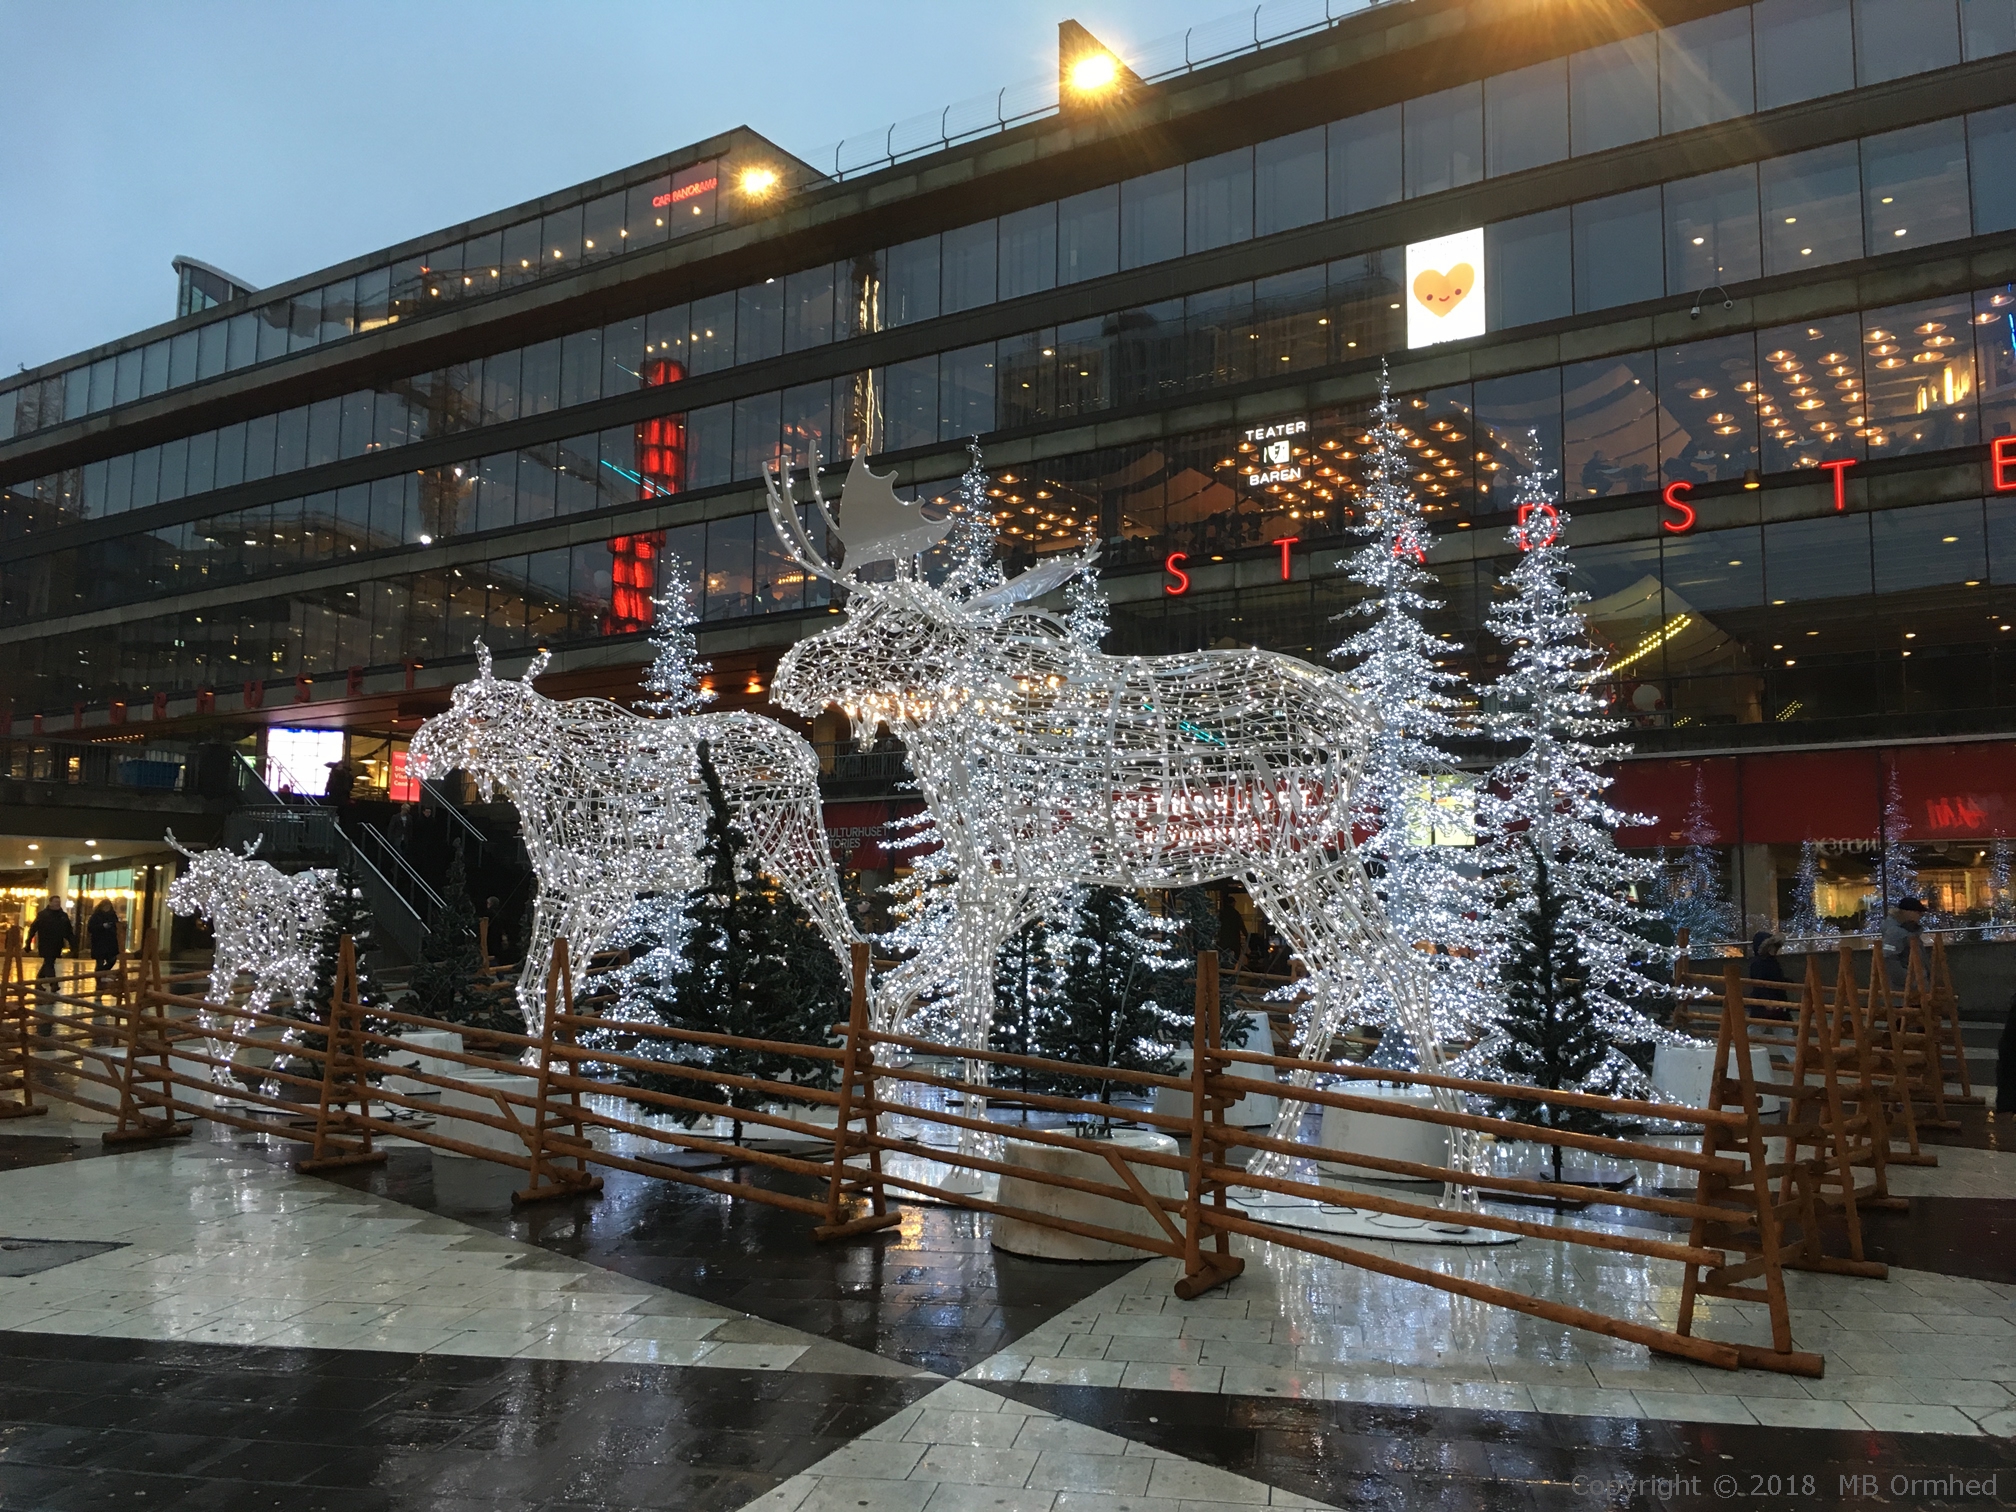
[0,0,1245,377]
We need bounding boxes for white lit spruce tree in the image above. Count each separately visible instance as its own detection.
[1875,764,1921,924]
[1489,846,1624,1183]
[620,742,840,1141]
[1326,365,1482,1041]
[1473,477,1674,1097]
[943,437,1007,601]
[1786,840,1838,947]
[636,554,712,717]
[1985,839,2016,941]
[608,561,712,1025]
[1660,767,1738,954]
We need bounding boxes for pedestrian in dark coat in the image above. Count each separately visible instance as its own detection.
[26,899,74,984]
[87,900,122,995]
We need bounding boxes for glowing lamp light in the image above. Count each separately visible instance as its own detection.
[1069,51,1121,91]
[738,166,780,197]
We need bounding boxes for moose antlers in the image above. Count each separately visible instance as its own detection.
[764,448,955,579]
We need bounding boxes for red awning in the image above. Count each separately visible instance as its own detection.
[1606,742,2016,847]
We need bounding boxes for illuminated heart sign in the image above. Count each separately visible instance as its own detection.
[1405,228,1487,349]
[1411,264,1475,318]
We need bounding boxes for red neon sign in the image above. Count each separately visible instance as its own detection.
[1163,552,1190,595]
[1993,435,2016,492]
[1819,457,1855,511]
[1515,501,1560,550]
[652,176,718,209]
[1275,536,1300,580]
[1660,480,1696,534]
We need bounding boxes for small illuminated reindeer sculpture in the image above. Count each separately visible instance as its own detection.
[165,833,336,1093]
[408,646,860,1038]
[762,452,1476,1189]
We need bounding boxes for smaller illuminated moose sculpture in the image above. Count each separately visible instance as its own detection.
[408,645,860,1037]
[165,833,336,1093]
[762,453,1477,1187]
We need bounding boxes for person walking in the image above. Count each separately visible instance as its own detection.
[1747,930,1791,1018]
[26,897,74,1032]
[86,899,122,997]
[1881,896,1926,989]
[26,897,73,980]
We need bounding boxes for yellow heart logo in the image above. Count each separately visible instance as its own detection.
[1412,263,1475,318]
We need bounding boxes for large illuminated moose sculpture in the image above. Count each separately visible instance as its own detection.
[408,645,861,1038]
[762,452,1477,1189]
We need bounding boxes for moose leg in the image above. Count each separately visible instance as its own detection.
[1244,857,1480,1210]
[745,793,861,969]
[516,898,563,1043]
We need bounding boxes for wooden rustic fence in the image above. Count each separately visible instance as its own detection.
[2,931,1910,1380]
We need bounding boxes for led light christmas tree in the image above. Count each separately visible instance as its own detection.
[1984,839,2016,942]
[1473,477,1678,1097]
[1324,366,1483,1042]
[1661,767,1738,954]
[1875,763,1921,924]
[608,564,713,1026]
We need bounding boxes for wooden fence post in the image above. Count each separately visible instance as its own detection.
[296,936,388,1172]
[1926,934,1975,1103]
[514,936,605,1204]
[1674,962,1823,1375]
[1,927,44,1120]
[1176,951,1243,1300]
[814,942,900,1241]
[103,929,192,1145]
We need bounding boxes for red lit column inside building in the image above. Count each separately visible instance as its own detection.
[607,357,684,634]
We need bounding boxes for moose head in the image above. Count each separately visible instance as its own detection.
[762,451,1094,739]
[407,642,553,800]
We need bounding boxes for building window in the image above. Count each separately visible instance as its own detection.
[1760,142,1864,275]
[1754,0,1857,109]
[1402,83,1482,198]
[1854,0,1961,84]
[1570,35,1660,157]
[1120,167,1184,270]
[1186,147,1253,254]
[1573,188,1664,313]
[1862,118,1972,252]
[999,203,1058,299]
[1485,210,1571,329]
[1058,185,1118,285]
[1659,8,1755,134]
[1328,105,1402,216]
[1664,164,1762,295]
[1485,58,1568,177]
[1254,127,1326,237]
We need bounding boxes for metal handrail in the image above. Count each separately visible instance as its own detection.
[347,820,447,919]
[800,0,1397,186]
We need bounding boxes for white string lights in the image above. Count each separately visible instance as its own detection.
[164,833,335,1087]
[763,449,1475,1195]
[408,644,860,1037]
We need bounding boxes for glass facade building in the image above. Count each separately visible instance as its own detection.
[5,0,2016,930]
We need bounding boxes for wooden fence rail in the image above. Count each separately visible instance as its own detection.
[3,931,1885,1381]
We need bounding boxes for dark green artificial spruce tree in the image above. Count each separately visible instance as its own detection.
[992,913,1065,1114]
[1489,845,1619,1184]
[275,863,388,1086]
[410,838,523,1036]
[1039,887,1188,1123]
[621,741,840,1142]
